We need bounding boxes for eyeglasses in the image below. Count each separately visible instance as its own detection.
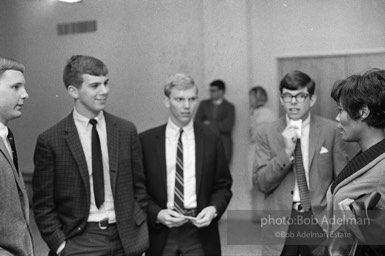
[281,93,310,103]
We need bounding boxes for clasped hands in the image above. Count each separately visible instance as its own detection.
[157,206,217,228]
[282,125,301,157]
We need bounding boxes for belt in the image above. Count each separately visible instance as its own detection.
[182,208,197,217]
[88,219,116,230]
[292,202,310,213]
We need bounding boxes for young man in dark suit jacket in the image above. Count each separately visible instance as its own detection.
[194,80,235,163]
[32,55,148,256]
[140,73,232,256]
[0,56,33,256]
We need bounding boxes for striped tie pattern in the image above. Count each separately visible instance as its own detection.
[174,129,184,214]
[294,139,311,211]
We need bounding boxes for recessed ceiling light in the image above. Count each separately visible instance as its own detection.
[58,0,83,3]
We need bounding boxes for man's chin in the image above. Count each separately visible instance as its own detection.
[288,115,302,120]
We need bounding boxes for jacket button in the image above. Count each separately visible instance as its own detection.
[290,190,293,195]
[19,190,23,197]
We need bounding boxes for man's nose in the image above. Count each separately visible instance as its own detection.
[183,100,190,108]
[21,87,29,99]
[100,85,109,94]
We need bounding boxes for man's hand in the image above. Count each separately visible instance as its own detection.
[203,120,211,125]
[157,209,188,228]
[191,206,217,228]
[282,125,300,157]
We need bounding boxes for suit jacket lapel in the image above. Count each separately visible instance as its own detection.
[333,153,385,195]
[105,113,119,195]
[156,125,168,195]
[276,117,286,149]
[0,138,22,188]
[0,138,30,221]
[194,123,204,196]
[64,113,90,202]
[308,115,321,169]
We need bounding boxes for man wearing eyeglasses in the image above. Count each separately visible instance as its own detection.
[253,70,348,255]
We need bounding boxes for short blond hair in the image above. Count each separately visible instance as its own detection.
[164,73,198,97]
[0,56,25,77]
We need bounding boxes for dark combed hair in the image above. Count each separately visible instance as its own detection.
[331,68,385,129]
[279,70,315,95]
[210,79,226,91]
[63,55,108,88]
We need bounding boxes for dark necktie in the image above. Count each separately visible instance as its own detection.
[89,119,105,209]
[174,129,184,214]
[7,128,18,173]
[294,139,311,211]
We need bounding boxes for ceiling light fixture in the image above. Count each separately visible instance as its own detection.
[58,0,83,3]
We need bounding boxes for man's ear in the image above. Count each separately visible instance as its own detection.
[163,96,170,108]
[359,105,370,120]
[309,94,317,107]
[67,85,79,99]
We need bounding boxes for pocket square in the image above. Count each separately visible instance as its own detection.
[320,146,329,154]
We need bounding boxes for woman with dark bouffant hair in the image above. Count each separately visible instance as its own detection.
[327,68,385,255]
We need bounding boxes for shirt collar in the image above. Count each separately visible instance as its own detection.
[213,98,223,105]
[73,108,105,127]
[285,113,311,129]
[0,122,8,139]
[166,118,194,139]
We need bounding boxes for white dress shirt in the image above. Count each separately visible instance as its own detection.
[165,118,197,210]
[286,114,311,202]
[73,108,116,223]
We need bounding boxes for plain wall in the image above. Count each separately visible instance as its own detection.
[250,0,385,114]
[1,0,385,210]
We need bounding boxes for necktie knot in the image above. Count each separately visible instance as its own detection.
[89,119,97,126]
[178,129,184,140]
[7,128,13,141]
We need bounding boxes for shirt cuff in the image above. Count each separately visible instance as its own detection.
[56,241,66,255]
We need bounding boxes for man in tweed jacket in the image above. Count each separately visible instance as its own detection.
[32,55,148,256]
[0,56,34,256]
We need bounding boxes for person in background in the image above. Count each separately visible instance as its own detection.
[0,56,33,256]
[328,68,385,255]
[140,73,232,256]
[32,55,148,256]
[253,70,348,255]
[195,79,235,164]
[248,86,276,223]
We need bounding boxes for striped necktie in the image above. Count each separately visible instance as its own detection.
[294,139,311,211]
[174,129,184,214]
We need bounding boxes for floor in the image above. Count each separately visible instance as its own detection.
[30,211,262,256]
